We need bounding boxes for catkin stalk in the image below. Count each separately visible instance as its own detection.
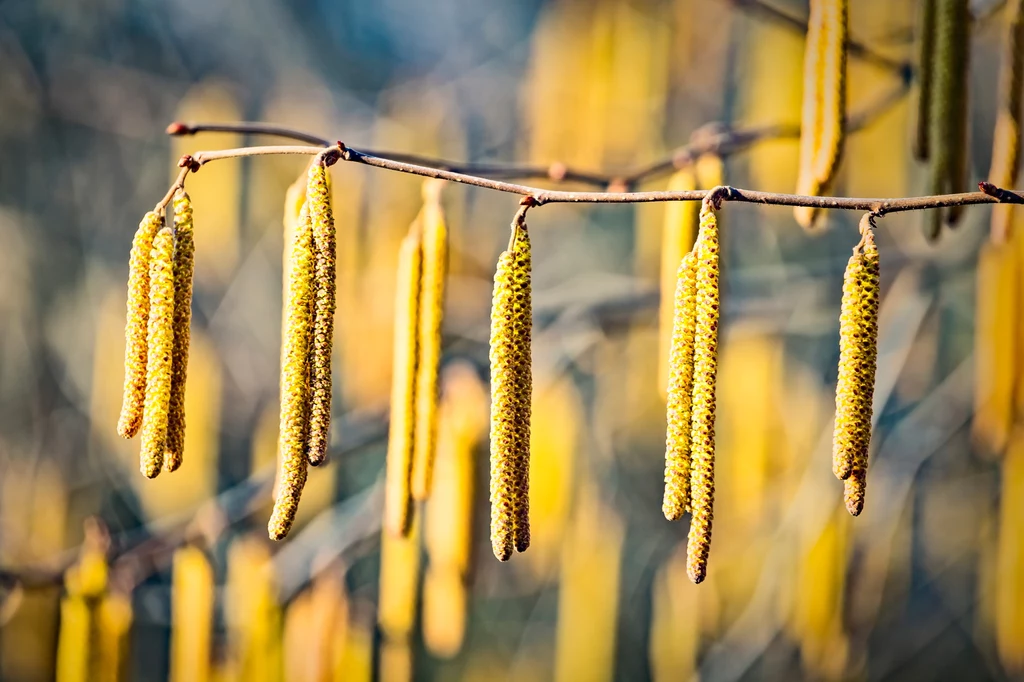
[663,250,697,521]
[164,191,195,473]
[306,161,337,466]
[658,168,699,398]
[118,211,163,439]
[139,227,176,478]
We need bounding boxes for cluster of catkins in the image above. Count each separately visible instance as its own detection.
[118,191,195,479]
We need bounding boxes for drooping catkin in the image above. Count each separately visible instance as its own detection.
[164,191,195,473]
[915,0,937,161]
[139,226,176,478]
[489,221,533,561]
[658,168,699,397]
[411,182,449,500]
[988,0,1024,242]
[169,546,214,682]
[306,161,337,467]
[117,211,163,439]
[794,0,848,229]
[686,202,720,584]
[663,250,697,521]
[268,204,315,541]
[384,228,423,537]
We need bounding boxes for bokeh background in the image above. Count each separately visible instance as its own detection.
[1,0,1022,680]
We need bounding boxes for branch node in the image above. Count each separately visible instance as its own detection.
[321,144,344,168]
[177,154,201,173]
[979,181,1024,204]
[166,121,192,136]
[703,185,732,211]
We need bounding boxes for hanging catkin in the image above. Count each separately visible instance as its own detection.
[686,201,720,584]
[118,211,163,439]
[794,0,848,229]
[988,0,1024,243]
[658,168,699,398]
[139,226,176,479]
[306,161,337,467]
[164,191,195,473]
[268,204,315,541]
[489,218,533,561]
[411,181,449,500]
[663,249,697,521]
[384,227,423,537]
[915,0,937,161]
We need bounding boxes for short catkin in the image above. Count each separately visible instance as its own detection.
[686,202,720,584]
[384,228,423,537]
[489,222,532,561]
[164,191,195,473]
[118,211,163,439]
[663,249,698,521]
[139,226,176,478]
[658,168,699,398]
[306,161,337,467]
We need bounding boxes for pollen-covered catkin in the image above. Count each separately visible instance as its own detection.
[658,168,698,397]
[412,182,449,500]
[268,205,315,541]
[686,202,720,584]
[139,226,176,479]
[118,211,163,439]
[384,228,423,537]
[164,191,195,473]
[663,250,697,521]
[489,223,533,561]
[306,161,336,467]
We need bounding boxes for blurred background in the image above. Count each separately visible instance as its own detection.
[0,0,1022,680]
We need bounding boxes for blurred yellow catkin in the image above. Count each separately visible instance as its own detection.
[165,191,196,473]
[378,515,421,643]
[306,161,337,467]
[57,527,108,682]
[118,211,163,439]
[95,592,132,682]
[988,0,1024,243]
[284,573,346,682]
[140,226,176,478]
[225,537,281,682]
[794,0,848,229]
[973,242,1017,457]
[411,181,450,500]
[658,168,699,397]
[663,250,697,521]
[170,546,213,682]
[333,608,373,682]
[995,429,1024,673]
[649,544,700,682]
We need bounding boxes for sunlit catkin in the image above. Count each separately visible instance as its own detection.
[384,228,423,537]
[794,0,848,229]
[164,191,195,473]
[170,546,214,682]
[686,202,720,584]
[663,250,697,521]
[139,226,176,478]
[306,161,336,467]
[489,221,533,561]
[268,205,315,541]
[658,168,698,397]
[411,182,449,500]
[118,211,163,439]
[972,242,1017,456]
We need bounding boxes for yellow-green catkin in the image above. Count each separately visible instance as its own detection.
[117,211,163,439]
[164,191,195,473]
[139,226,176,478]
[489,222,533,561]
[663,250,698,521]
[384,228,423,537]
[269,204,315,541]
[411,182,449,500]
[306,161,336,467]
[794,0,848,229]
[686,202,720,584]
[836,223,880,516]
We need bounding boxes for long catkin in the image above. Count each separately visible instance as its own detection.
[915,0,937,161]
[139,226,176,479]
[384,228,423,537]
[663,250,697,521]
[117,211,163,439]
[411,183,449,500]
[164,191,195,473]
[306,162,337,467]
[489,222,533,561]
[658,168,699,398]
[686,203,720,584]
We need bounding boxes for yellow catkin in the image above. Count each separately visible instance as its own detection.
[989,0,1024,243]
[489,222,533,561]
[972,242,1017,456]
[164,191,195,473]
[378,515,422,642]
[421,568,467,659]
[657,168,699,397]
[268,203,315,541]
[170,546,214,682]
[915,0,937,160]
[794,0,848,229]
[139,226,176,478]
[686,202,720,584]
[306,162,337,467]
[838,226,880,516]
[57,534,109,682]
[411,182,449,500]
[663,250,697,521]
[384,229,423,537]
[95,592,132,682]
[995,429,1024,673]
[118,211,164,439]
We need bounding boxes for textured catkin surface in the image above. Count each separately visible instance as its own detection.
[306,162,336,466]
[488,226,532,560]
[118,211,163,439]
[164,192,195,473]
[268,206,315,541]
[658,168,698,398]
[663,250,697,521]
[686,204,720,583]
[140,227,176,478]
